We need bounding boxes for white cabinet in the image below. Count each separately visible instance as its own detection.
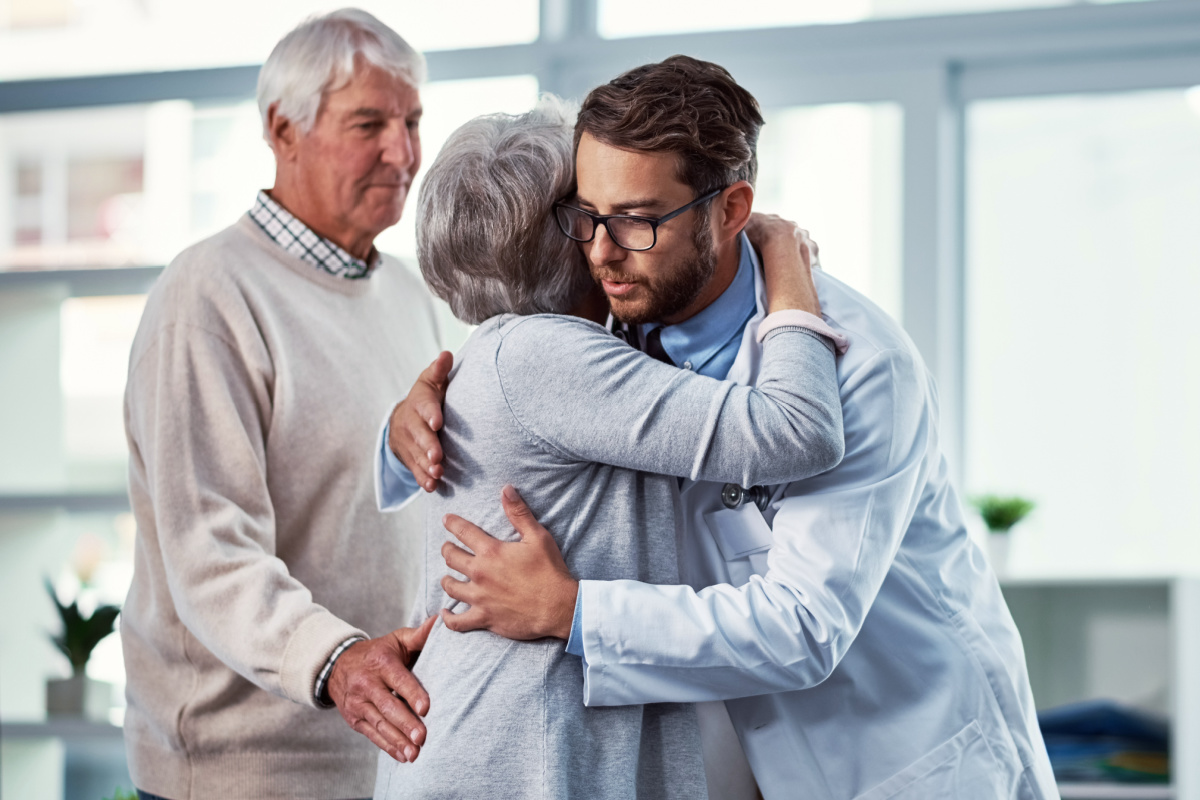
[1001,577,1200,800]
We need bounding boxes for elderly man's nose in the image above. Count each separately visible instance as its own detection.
[382,123,416,169]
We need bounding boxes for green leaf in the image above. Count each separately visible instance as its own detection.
[970,495,1036,533]
[45,578,121,674]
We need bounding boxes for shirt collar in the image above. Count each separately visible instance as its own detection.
[643,233,758,376]
[248,190,378,280]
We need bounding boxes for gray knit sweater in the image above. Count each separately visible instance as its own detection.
[374,312,842,799]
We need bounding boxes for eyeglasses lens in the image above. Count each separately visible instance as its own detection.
[557,206,593,242]
[607,217,654,251]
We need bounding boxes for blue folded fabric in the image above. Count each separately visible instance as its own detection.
[1038,700,1169,784]
[1038,699,1169,745]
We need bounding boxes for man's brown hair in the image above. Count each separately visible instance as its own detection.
[575,55,765,196]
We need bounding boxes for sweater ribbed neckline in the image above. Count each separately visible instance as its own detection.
[236,214,380,298]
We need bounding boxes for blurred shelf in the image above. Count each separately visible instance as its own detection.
[1003,578,1200,800]
[0,266,163,297]
[0,491,129,513]
[1058,784,1173,799]
[1,719,123,742]
[1000,575,1187,589]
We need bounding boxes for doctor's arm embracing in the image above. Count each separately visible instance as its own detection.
[437,340,933,703]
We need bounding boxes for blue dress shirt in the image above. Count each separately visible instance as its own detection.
[640,238,758,380]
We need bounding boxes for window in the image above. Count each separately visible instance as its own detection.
[756,102,904,321]
[0,0,540,80]
[0,105,151,268]
[599,0,1162,37]
[965,88,1200,575]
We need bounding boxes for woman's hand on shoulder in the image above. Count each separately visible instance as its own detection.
[744,213,823,315]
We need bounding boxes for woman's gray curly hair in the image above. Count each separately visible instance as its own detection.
[416,95,593,325]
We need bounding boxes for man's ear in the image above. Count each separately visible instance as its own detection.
[714,181,754,244]
[266,103,300,162]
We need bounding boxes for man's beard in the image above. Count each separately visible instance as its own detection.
[596,212,717,325]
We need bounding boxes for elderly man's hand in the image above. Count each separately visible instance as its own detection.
[328,616,435,762]
[440,485,578,641]
[388,351,453,492]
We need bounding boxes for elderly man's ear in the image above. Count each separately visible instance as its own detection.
[266,103,300,162]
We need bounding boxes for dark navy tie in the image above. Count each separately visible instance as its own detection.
[643,326,675,366]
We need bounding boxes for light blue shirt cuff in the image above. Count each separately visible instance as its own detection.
[565,583,585,658]
[379,419,422,509]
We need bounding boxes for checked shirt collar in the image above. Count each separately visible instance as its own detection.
[249,191,379,279]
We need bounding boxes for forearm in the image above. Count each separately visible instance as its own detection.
[154,500,367,705]
[691,325,843,486]
[577,577,844,706]
[502,317,843,487]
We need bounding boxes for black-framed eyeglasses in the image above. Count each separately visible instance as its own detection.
[552,188,724,252]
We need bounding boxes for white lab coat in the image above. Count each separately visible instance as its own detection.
[577,264,1060,800]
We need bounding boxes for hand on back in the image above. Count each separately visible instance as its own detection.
[389,351,453,492]
[327,616,435,762]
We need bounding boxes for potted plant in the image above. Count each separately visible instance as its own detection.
[970,495,1036,576]
[45,578,121,721]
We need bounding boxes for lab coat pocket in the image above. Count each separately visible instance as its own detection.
[852,720,1003,800]
[704,504,773,586]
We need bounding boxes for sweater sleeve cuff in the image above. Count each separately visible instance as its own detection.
[279,611,368,709]
[313,635,367,708]
[757,309,849,354]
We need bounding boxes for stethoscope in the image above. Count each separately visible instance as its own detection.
[721,483,771,512]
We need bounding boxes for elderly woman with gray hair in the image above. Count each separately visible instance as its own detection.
[374,97,844,798]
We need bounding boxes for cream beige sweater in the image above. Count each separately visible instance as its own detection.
[121,215,441,799]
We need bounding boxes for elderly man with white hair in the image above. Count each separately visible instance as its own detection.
[121,9,441,799]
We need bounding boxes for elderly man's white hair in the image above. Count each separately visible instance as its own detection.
[257,8,426,144]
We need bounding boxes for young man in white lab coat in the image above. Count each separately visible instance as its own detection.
[381,56,1059,800]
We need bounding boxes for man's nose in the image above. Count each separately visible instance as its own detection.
[382,122,416,171]
[588,224,625,268]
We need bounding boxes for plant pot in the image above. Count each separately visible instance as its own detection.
[46,675,112,721]
[986,532,1011,577]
